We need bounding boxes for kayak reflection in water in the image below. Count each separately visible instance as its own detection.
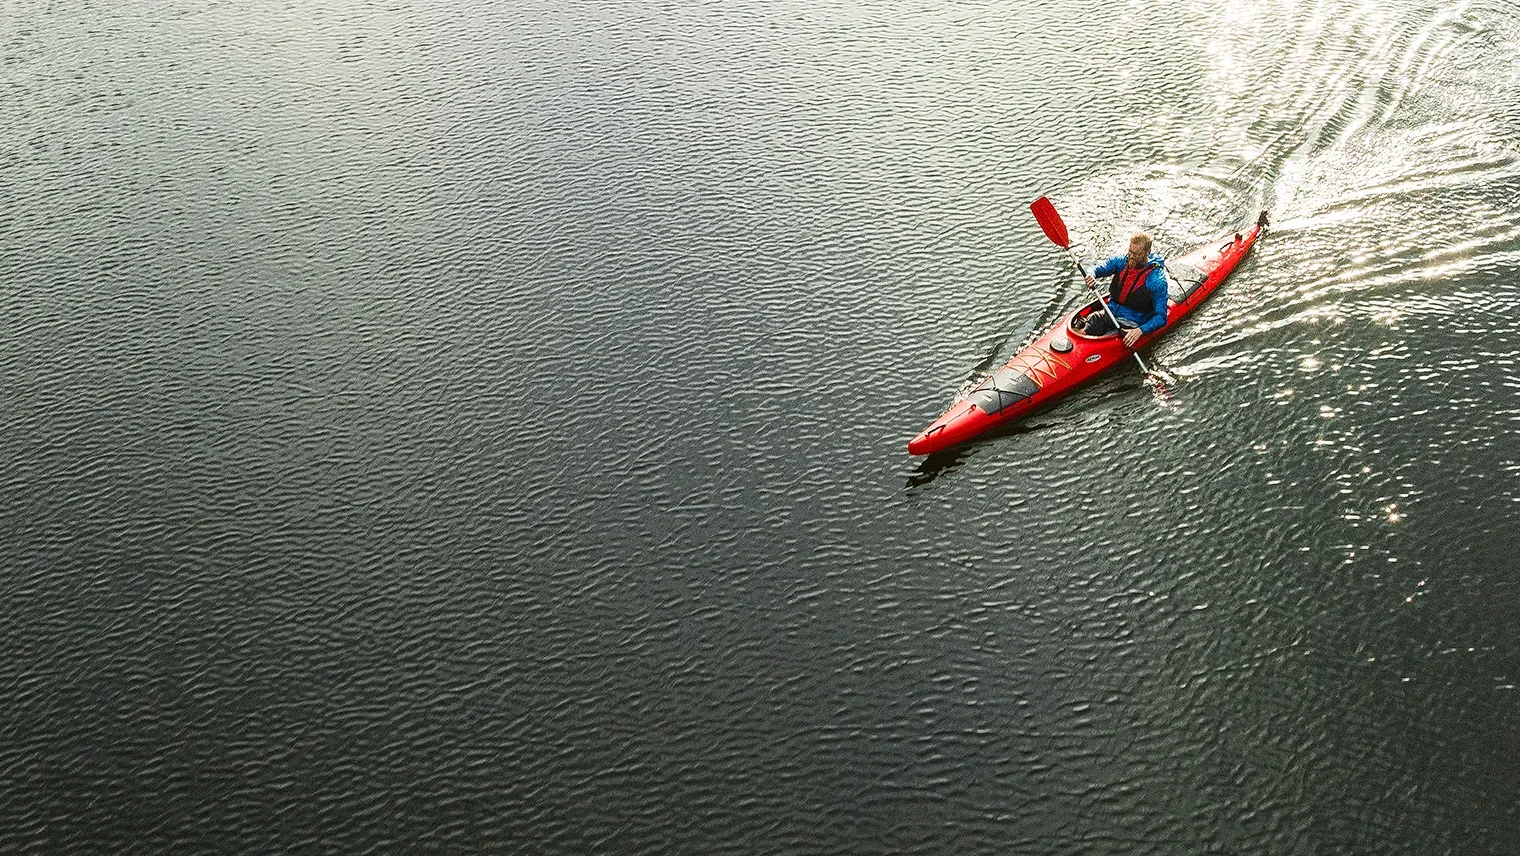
[1077,232,1168,348]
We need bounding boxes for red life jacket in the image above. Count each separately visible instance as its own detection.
[1110,261,1158,315]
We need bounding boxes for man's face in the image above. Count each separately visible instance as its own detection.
[1128,239,1148,265]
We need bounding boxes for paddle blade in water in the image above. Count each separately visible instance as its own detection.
[1030,196,1070,249]
[1145,367,1180,412]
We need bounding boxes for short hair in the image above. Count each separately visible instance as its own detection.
[1130,233,1153,253]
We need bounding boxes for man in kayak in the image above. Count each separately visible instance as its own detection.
[1077,233,1168,347]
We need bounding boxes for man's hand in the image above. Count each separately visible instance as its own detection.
[1083,274,1097,289]
[1122,327,1142,348]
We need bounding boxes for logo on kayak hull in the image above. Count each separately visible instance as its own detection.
[1086,354,1101,363]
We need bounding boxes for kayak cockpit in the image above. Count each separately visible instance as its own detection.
[1067,302,1124,339]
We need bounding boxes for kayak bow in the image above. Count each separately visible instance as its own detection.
[907,211,1267,456]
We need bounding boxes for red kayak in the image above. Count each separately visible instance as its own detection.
[907,210,1268,456]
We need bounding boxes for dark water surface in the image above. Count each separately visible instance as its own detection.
[3,0,1519,852]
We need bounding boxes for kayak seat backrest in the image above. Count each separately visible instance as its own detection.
[1166,261,1208,305]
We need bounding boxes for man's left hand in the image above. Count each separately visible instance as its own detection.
[1122,327,1142,348]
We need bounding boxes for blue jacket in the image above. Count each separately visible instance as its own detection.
[1091,252,1168,335]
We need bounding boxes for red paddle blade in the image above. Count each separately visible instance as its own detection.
[1030,196,1070,249]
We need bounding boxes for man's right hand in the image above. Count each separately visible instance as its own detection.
[1083,274,1097,289]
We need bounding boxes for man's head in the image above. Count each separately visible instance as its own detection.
[1127,233,1153,267]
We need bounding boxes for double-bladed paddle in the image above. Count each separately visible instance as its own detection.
[1027,200,1179,416]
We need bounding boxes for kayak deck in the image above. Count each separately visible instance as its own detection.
[907,214,1265,456]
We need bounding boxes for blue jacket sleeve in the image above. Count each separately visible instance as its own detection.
[1090,255,1124,278]
[1137,267,1169,335]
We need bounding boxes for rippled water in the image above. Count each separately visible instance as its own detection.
[3,0,1518,852]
